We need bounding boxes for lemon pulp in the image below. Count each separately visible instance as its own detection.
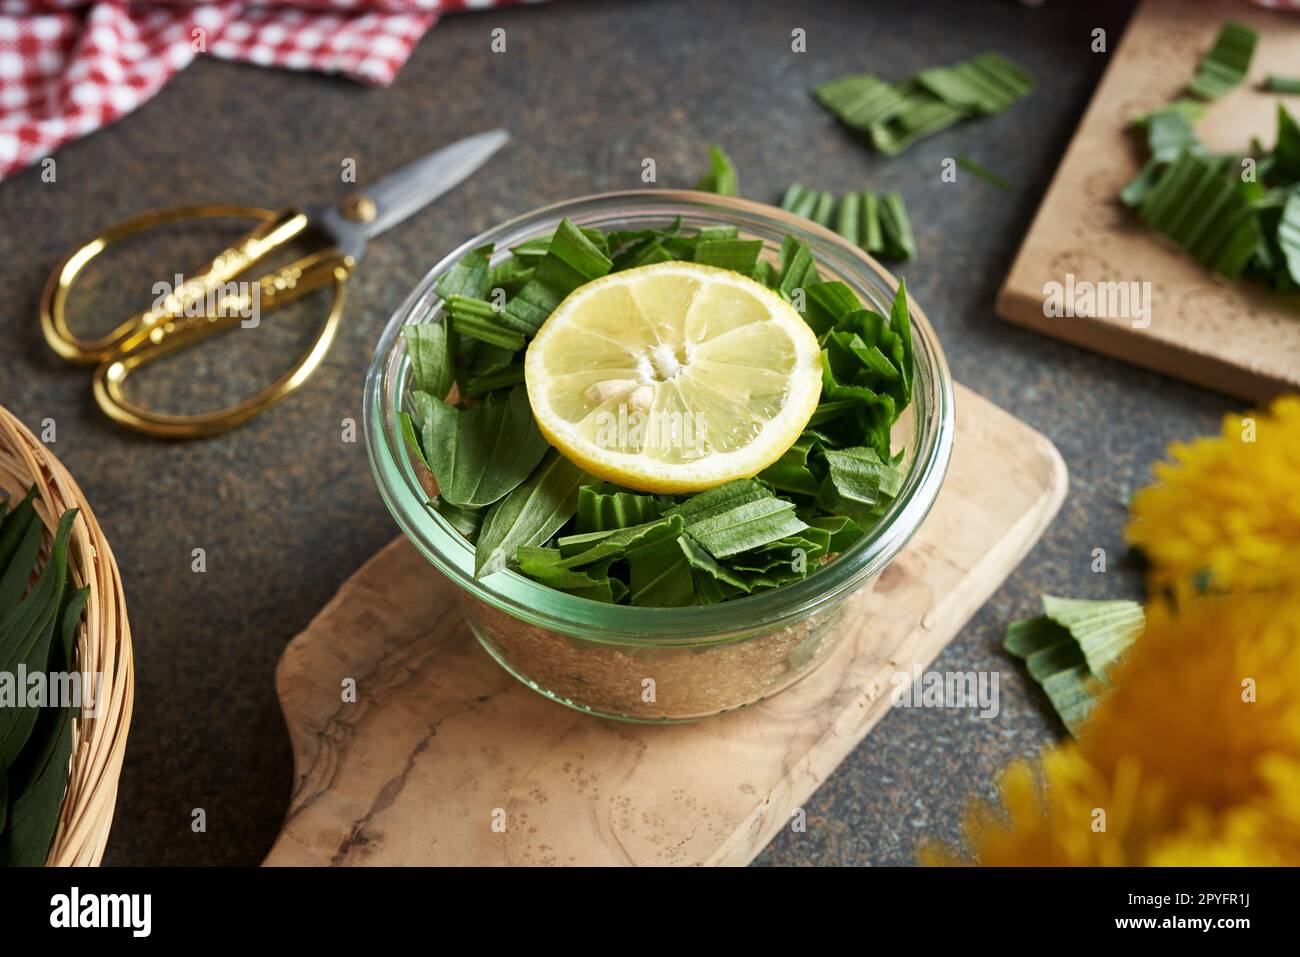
[524,261,823,493]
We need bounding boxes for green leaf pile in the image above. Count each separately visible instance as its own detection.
[813,52,1034,156]
[1120,23,1300,291]
[400,216,916,606]
[779,185,915,261]
[1004,596,1144,736]
[0,489,86,866]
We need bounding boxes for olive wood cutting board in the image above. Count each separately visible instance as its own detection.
[997,0,1300,401]
[264,384,1066,866]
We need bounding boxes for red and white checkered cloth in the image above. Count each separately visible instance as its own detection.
[0,1,527,182]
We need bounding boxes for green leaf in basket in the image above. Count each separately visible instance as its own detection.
[474,449,589,578]
[1188,20,1257,101]
[0,508,77,773]
[0,488,42,620]
[0,582,86,866]
[427,386,550,508]
[694,144,739,196]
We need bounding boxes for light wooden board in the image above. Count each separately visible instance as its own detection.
[264,384,1066,867]
[998,0,1300,401]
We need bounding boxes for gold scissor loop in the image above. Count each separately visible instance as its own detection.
[39,204,355,439]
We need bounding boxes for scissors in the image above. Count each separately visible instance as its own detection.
[40,129,509,439]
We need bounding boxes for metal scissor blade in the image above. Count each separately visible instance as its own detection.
[363,129,509,240]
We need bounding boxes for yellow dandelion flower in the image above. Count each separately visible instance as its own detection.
[1125,395,1300,597]
[921,591,1300,866]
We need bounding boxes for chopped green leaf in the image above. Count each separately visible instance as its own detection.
[812,72,907,130]
[625,523,697,606]
[475,450,588,577]
[423,387,550,508]
[1265,74,1300,95]
[576,484,662,533]
[878,193,916,261]
[1188,20,1257,101]
[434,244,493,300]
[916,52,1035,115]
[693,238,763,275]
[501,218,613,335]
[403,322,455,400]
[685,497,808,559]
[955,154,1012,192]
[1005,596,1144,736]
[695,144,739,196]
[445,295,525,351]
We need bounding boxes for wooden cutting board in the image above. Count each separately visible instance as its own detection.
[998,0,1300,401]
[263,384,1066,867]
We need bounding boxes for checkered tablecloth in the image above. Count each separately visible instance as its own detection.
[0,1,527,182]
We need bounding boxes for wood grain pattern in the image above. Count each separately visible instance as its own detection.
[998,0,1300,401]
[264,385,1066,866]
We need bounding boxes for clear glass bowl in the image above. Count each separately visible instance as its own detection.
[364,191,955,722]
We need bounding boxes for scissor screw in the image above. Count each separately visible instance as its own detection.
[341,194,378,224]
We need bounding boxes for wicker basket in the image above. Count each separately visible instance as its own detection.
[0,404,133,866]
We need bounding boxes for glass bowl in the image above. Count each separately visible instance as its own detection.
[364,190,955,722]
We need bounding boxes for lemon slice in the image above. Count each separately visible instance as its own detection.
[524,261,823,493]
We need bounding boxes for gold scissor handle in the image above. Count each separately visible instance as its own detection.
[40,204,355,439]
[92,248,353,439]
[41,204,309,365]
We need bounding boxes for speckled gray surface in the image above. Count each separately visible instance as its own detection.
[0,0,1240,866]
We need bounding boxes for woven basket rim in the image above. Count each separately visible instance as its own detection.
[0,404,134,866]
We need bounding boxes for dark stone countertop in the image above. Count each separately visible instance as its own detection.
[0,0,1237,866]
